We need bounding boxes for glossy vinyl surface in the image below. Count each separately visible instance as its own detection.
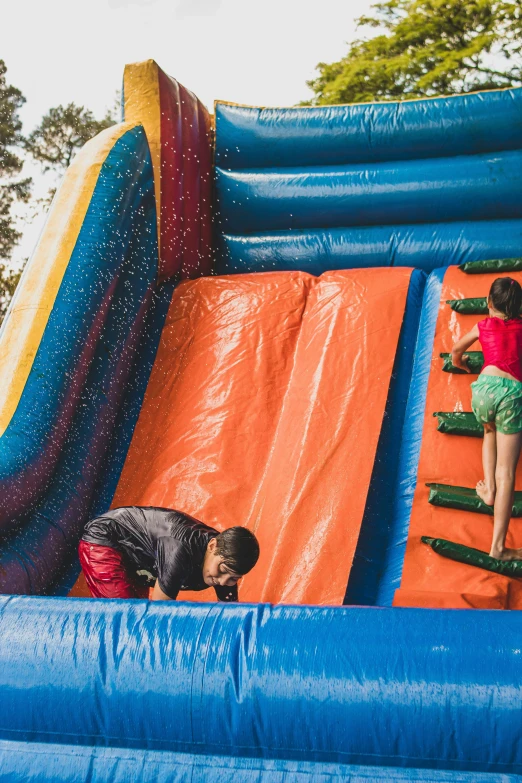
[433,411,483,437]
[0,126,172,597]
[216,219,522,276]
[0,126,155,533]
[427,483,522,516]
[460,257,522,273]
[446,297,488,314]
[0,596,521,774]
[215,88,522,168]
[214,87,522,276]
[124,60,213,281]
[111,268,412,605]
[4,65,522,780]
[423,536,522,577]
[345,268,426,606]
[62,281,175,598]
[2,740,518,783]
[216,148,522,235]
[395,265,522,609]
[440,351,483,373]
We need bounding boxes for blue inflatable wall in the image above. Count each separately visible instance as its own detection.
[214,90,522,274]
[0,596,521,779]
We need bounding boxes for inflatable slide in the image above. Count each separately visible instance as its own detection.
[0,59,522,779]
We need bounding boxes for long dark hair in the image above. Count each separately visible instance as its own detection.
[489,277,522,320]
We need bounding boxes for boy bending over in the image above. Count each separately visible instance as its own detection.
[79,506,260,601]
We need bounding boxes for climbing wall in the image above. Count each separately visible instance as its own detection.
[395,261,522,609]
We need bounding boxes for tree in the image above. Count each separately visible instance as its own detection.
[0,60,30,326]
[25,103,116,173]
[0,263,22,324]
[0,89,118,327]
[0,60,31,262]
[304,0,522,105]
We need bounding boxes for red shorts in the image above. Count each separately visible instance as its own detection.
[78,540,149,599]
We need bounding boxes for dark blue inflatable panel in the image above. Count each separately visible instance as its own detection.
[215,89,522,168]
[53,282,175,596]
[377,268,445,605]
[216,148,522,234]
[216,220,522,275]
[0,286,153,595]
[345,269,426,606]
[0,129,161,596]
[0,126,155,530]
[88,284,176,519]
[0,740,517,783]
[0,596,521,774]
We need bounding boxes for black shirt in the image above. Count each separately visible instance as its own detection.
[82,506,238,602]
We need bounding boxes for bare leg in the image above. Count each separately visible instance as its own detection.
[476,423,497,506]
[490,430,522,560]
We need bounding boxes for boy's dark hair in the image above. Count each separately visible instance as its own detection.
[215,527,260,575]
[489,277,522,320]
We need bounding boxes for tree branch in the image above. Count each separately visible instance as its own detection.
[467,60,520,81]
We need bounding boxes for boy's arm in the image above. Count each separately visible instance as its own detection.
[151,581,177,601]
[451,324,480,372]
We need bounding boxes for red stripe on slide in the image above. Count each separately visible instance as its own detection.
[178,83,201,279]
[158,69,184,281]
[197,101,213,277]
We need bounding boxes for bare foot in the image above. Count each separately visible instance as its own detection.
[476,480,495,506]
[489,547,522,561]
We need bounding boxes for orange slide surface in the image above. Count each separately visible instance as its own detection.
[76,269,412,604]
[395,265,522,610]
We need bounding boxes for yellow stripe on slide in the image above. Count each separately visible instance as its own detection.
[124,60,161,251]
[0,121,141,438]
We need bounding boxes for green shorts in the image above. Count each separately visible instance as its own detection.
[471,375,522,434]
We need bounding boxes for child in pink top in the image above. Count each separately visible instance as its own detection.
[452,277,522,561]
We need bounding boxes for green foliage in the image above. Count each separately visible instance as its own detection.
[0,60,31,262]
[304,0,522,105]
[0,60,31,326]
[0,262,22,324]
[0,71,118,327]
[26,103,116,173]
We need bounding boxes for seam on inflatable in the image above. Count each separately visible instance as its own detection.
[382,267,446,604]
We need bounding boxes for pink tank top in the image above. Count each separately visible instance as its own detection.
[478,317,522,382]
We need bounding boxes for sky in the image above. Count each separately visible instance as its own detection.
[2,0,374,265]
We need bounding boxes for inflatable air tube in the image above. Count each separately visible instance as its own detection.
[373,268,446,605]
[345,268,426,606]
[0,597,521,775]
[216,148,522,234]
[0,124,156,531]
[215,219,522,275]
[215,88,522,168]
[2,740,513,783]
[124,60,213,281]
[423,536,522,577]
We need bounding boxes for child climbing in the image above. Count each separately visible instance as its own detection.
[451,277,522,561]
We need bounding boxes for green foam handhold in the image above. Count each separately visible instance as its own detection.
[459,257,522,274]
[421,536,522,577]
[426,482,522,516]
[440,351,484,374]
[433,411,483,437]
[446,297,488,315]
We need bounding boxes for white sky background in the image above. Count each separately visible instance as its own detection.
[2,0,374,267]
